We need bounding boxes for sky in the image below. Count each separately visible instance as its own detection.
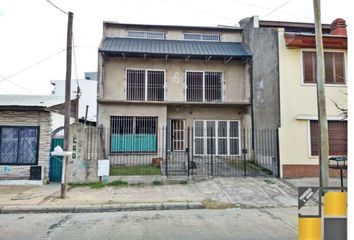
[0,0,352,95]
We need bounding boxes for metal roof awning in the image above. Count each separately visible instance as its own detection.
[296,114,346,121]
[99,38,252,60]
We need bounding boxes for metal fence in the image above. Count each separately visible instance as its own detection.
[97,126,279,177]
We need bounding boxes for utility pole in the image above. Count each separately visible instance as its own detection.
[61,11,74,199]
[313,0,329,188]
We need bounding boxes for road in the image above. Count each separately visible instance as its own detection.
[0,208,297,240]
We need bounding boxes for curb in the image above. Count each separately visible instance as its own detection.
[0,202,203,214]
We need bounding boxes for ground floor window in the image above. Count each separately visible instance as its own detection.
[309,120,347,156]
[194,120,240,156]
[0,126,39,165]
[110,116,158,153]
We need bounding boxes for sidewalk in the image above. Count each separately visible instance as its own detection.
[0,177,300,213]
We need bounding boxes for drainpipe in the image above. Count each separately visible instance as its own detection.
[248,58,254,150]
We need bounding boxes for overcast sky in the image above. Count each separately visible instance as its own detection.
[0,0,351,95]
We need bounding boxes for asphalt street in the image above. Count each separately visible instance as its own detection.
[0,208,297,240]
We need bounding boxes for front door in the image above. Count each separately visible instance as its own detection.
[171,120,184,151]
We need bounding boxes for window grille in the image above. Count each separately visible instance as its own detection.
[0,126,39,165]
[110,116,158,153]
[127,31,166,39]
[183,33,220,42]
[186,71,222,102]
[126,69,165,101]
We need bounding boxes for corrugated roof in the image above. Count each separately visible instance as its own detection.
[100,38,251,58]
[0,95,66,108]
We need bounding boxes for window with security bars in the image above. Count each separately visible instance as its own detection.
[127,31,166,39]
[194,120,240,156]
[310,120,347,156]
[110,116,157,153]
[186,71,222,102]
[126,69,165,101]
[183,33,220,42]
[0,126,39,165]
[303,51,345,84]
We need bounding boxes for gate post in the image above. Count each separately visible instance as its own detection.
[276,129,280,178]
[243,129,247,176]
[211,127,214,176]
[187,127,190,177]
[165,126,168,176]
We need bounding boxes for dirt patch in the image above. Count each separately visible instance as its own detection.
[201,198,237,209]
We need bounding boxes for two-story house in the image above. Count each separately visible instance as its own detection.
[241,17,348,178]
[97,22,266,175]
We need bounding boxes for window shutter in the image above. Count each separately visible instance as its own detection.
[324,52,335,84]
[334,53,345,84]
[303,52,316,83]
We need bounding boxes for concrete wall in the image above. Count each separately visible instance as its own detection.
[240,17,280,130]
[0,111,51,183]
[67,123,101,183]
[277,29,347,177]
[104,25,242,42]
[100,57,249,104]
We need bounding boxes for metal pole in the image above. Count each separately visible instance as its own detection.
[313,0,329,188]
[61,11,73,199]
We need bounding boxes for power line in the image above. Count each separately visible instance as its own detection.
[262,0,294,18]
[0,49,65,82]
[0,75,36,94]
[46,0,68,15]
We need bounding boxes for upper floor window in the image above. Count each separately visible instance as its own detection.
[302,51,345,84]
[183,33,220,42]
[127,31,166,39]
[126,69,165,101]
[186,71,223,102]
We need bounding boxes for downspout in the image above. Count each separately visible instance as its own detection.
[248,58,254,150]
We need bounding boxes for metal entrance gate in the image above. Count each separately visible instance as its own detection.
[165,128,279,177]
[49,128,64,182]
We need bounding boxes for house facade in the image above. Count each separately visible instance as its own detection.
[241,17,347,178]
[97,22,270,175]
[0,95,74,184]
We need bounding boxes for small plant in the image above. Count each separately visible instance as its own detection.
[107,180,128,187]
[179,180,188,185]
[153,180,164,186]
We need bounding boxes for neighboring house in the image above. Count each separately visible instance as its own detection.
[97,22,259,173]
[0,95,77,184]
[51,72,97,129]
[241,17,347,178]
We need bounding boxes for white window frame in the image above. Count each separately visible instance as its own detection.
[193,120,241,156]
[185,70,224,102]
[127,30,166,39]
[183,33,220,42]
[300,49,347,87]
[125,68,166,101]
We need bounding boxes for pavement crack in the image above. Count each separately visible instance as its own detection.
[258,209,297,233]
[41,214,72,240]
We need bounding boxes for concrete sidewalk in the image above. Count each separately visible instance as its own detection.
[0,177,299,213]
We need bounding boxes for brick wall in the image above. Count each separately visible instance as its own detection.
[282,164,347,178]
[0,111,52,183]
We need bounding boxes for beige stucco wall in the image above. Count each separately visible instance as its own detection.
[0,111,52,182]
[277,29,347,177]
[167,105,249,129]
[100,57,249,104]
[104,25,242,42]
